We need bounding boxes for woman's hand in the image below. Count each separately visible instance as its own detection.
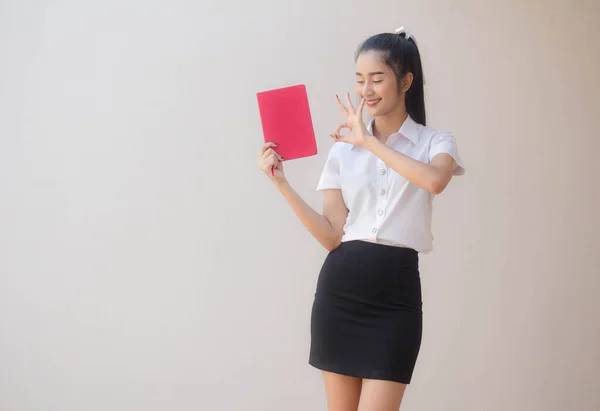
[330,92,374,148]
[258,142,286,183]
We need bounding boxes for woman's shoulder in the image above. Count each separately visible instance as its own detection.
[326,141,353,157]
[417,123,455,143]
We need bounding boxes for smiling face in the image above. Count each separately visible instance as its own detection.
[355,50,413,117]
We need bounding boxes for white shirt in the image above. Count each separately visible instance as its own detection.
[316,115,465,253]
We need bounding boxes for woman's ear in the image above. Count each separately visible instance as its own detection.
[401,72,414,93]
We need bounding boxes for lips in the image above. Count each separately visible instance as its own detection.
[366,98,381,108]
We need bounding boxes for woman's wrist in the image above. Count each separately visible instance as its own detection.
[363,134,382,152]
[274,178,290,191]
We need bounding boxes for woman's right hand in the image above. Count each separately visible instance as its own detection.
[259,142,286,183]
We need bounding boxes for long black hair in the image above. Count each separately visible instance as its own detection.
[355,32,426,126]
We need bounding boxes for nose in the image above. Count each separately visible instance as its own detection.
[362,82,373,98]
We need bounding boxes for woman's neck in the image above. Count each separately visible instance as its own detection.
[372,108,409,143]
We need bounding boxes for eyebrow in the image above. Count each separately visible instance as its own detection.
[356,72,386,76]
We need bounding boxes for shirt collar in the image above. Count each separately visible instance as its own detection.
[352,115,420,150]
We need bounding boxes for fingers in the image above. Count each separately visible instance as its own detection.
[335,94,349,117]
[330,123,348,141]
[344,92,356,115]
[260,154,275,171]
[262,148,284,162]
[336,92,359,118]
[258,141,285,179]
[335,123,347,139]
[260,142,278,155]
[259,148,284,176]
[268,155,284,175]
[356,97,365,117]
[266,154,278,169]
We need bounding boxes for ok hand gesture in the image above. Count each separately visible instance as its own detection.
[330,92,373,148]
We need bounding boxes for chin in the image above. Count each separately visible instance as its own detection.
[365,106,383,117]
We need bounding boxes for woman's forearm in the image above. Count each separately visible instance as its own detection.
[365,138,450,194]
[275,180,339,250]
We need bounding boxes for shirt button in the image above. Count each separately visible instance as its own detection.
[377,209,384,216]
[380,168,387,175]
[379,188,386,196]
[372,228,378,234]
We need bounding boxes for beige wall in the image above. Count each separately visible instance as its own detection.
[1,0,599,410]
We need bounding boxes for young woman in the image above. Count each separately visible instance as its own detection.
[258,27,464,411]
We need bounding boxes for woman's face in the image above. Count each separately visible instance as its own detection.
[355,50,409,117]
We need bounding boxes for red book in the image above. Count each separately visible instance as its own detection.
[257,84,318,162]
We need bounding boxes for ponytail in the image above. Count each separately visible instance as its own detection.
[405,38,426,125]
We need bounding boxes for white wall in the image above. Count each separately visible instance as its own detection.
[1,0,599,410]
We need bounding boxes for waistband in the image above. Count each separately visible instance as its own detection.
[359,238,409,248]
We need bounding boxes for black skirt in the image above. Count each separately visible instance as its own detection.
[309,240,423,384]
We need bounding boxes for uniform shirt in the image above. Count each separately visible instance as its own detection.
[316,115,465,253]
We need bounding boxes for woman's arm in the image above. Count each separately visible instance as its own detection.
[330,93,458,195]
[365,138,455,194]
[259,142,347,251]
[275,181,347,251]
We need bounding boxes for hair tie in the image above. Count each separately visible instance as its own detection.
[394,26,413,41]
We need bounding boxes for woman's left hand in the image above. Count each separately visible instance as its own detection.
[330,92,374,148]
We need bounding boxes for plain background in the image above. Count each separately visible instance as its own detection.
[1,0,599,410]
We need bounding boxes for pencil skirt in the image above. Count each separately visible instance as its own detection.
[309,240,423,384]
